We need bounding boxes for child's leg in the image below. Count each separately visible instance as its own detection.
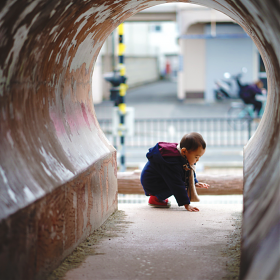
[148,190,173,208]
[155,190,173,201]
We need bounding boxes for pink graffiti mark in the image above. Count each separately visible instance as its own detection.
[49,110,67,137]
[81,103,91,131]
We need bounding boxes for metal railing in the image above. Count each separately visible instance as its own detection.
[98,117,259,147]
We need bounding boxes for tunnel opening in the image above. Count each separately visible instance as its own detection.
[0,1,279,280]
[92,3,268,175]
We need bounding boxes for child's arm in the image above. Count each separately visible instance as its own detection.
[183,182,209,212]
[195,182,209,189]
[194,172,209,189]
[184,204,199,212]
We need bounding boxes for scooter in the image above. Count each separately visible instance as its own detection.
[214,68,247,100]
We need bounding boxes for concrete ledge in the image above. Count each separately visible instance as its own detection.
[117,171,243,195]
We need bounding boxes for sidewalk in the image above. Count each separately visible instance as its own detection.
[94,80,234,120]
[62,203,242,280]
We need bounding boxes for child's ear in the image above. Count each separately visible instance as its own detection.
[181,147,186,154]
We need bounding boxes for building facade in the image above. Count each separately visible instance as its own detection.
[92,3,264,103]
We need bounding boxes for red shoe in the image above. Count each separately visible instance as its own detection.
[148,196,171,208]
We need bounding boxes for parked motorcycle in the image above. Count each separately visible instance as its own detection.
[214,67,247,100]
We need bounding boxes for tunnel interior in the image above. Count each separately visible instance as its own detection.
[0,1,279,279]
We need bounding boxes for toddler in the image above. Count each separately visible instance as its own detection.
[140,132,209,212]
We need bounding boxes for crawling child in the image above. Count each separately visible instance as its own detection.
[140,132,209,212]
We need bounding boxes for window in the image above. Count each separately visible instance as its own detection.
[150,25,162,32]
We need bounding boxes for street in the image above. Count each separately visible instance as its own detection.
[94,80,260,170]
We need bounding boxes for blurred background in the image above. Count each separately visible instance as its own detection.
[91,2,267,175]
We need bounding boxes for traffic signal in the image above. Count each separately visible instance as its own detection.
[104,71,126,87]
[104,71,127,105]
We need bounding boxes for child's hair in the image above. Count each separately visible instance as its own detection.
[255,80,264,89]
[180,132,206,151]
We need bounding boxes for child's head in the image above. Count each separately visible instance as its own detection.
[180,132,206,165]
[255,80,264,89]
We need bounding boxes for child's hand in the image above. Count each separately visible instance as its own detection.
[184,204,199,212]
[195,182,210,189]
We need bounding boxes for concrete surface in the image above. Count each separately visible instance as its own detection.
[95,81,236,119]
[64,203,242,280]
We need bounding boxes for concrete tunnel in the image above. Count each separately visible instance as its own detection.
[0,0,279,279]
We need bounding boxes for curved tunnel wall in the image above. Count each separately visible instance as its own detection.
[0,0,279,279]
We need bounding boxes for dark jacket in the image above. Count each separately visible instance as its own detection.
[239,84,262,100]
[140,142,198,206]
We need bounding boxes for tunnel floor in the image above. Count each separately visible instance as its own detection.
[49,203,242,280]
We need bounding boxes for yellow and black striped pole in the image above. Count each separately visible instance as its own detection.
[118,23,127,172]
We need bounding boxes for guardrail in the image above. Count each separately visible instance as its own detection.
[98,117,259,147]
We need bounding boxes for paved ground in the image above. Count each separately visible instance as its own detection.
[94,80,234,119]
[61,203,242,280]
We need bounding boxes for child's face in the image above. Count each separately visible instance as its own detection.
[181,146,205,165]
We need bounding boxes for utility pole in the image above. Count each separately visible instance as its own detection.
[117,23,126,172]
[104,24,127,171]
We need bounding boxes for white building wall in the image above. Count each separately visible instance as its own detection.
[124,56,159,87]
[124,21,179,77]
[183,24,205,98]
[179,22,257,102]
[124,22,179,57]
[91,55,103,104]
[205,24,257,102]
[177,6,234,101]
[125,23,153,56]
